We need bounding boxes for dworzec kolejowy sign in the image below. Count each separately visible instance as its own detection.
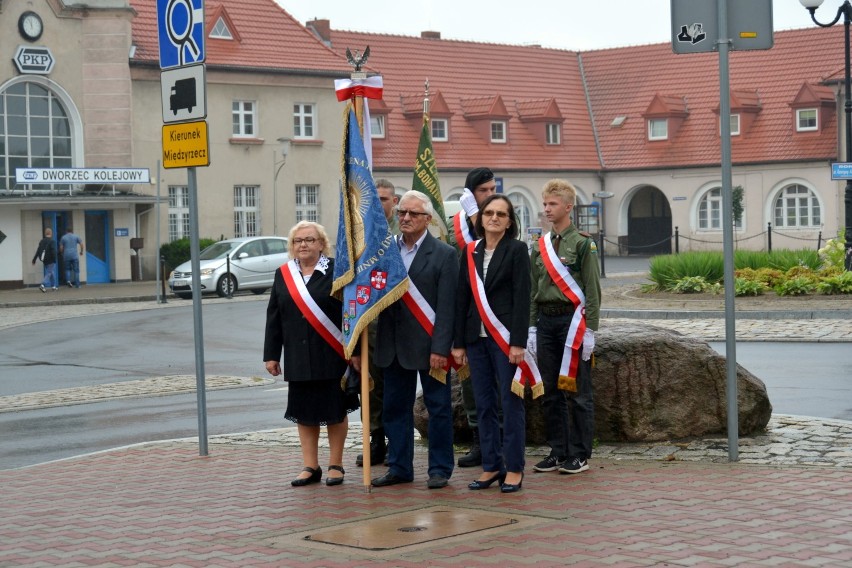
[16,168,151,184]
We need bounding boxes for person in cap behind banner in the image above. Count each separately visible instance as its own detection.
[369,190,458,489]
[355,178,399,468]
[448,166,498,469]
[452,194,531,494]
[264,221,359,487]
[529,179,601,476]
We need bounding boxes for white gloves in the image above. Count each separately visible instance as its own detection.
[459,187,479,217]
[581,329,595,361]
[526,327,537,359]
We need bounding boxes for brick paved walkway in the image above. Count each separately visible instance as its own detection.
[2,441,851,567]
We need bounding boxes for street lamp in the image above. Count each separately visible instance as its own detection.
[801,0,852,270]
[272,137,291,236]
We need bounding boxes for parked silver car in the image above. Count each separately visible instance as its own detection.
[168,236,288,299]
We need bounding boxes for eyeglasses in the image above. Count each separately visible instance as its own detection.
[397,209,430,219]
[293,237,317,245]
[481,210,509,219]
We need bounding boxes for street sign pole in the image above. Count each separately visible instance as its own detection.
[187,166,208,456]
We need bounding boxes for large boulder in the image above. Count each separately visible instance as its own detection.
[414,322,772,443]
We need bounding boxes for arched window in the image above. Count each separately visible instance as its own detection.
[697,186,744,230]
[1,81,73,191]
[774,184,820,228]
[507,191,533,236]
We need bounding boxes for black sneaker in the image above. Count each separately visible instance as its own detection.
[559,458,589,474]
[532,455,566,472]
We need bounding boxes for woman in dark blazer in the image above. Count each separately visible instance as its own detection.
[452,194,531,493]
[264,221,358,487]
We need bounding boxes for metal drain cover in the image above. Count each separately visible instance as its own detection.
[304,507,517,550]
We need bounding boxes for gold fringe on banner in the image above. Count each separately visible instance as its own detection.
[429,368,447,384]
[456,364,470,381]
[531,382,545,399]
[511,380,525,399]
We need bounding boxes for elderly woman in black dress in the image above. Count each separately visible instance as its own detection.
[264,221,358,486]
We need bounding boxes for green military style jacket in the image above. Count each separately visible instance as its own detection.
[529,223,601,331]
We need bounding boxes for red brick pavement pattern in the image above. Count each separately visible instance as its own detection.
[2,443,851,567]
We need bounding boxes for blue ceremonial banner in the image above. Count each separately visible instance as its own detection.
[332,105,409,358]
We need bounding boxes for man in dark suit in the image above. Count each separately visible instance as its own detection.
[371,190,458,489]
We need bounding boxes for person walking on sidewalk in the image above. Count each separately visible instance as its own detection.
[448,166,498,468]
[529,179,601,476]
[453,194,532,494]
[59,227,84,288]
[31,227,58,292]
[371,191,458,490]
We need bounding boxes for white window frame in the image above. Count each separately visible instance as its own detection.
[490,121,507,143]
[774,184,821,228]
[168,185,190,241]
[796,108,818,132]
[233,185,259,237]
[370,114,385,138]
[232,100,256,137]
[210,17,232,39]
[648,118,668,140]
[722,114,740,136]
[431,118,448,141]
[295,184,320,222]
[293,103,316,139]
[546,123,561,145]
[697,186,743,230]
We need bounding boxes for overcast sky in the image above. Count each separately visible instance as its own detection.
[282,0,818,51]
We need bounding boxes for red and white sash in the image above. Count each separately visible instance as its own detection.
[453,212,475,252]
[465,241,543,398]
[539,233,586,391]
[281,261,345,361]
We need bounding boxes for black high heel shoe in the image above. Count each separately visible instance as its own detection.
[500,472,524,493]
[326,465,345,486]
[468,470,506,490]
[291,466,322,487]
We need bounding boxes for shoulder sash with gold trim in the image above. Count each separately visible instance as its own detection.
[452,211,475,252]
[539,233,586,392]
[401,280,469,383]
[465,241,543,398]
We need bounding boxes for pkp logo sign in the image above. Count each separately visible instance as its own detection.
[13,46,54,75]
[157,0,205,69]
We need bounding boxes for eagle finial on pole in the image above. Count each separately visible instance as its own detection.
[345,46,371,72]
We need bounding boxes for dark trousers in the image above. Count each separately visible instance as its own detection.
[466,337,526,473]
[65,258,80,287]
[537,312,595,461]
[382,357,454,480]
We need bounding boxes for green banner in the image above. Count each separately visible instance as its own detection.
[412,115,448,240]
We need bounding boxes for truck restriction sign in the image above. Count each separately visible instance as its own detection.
[161,64,207,123]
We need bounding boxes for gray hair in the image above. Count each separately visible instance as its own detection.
[398,190,435,217]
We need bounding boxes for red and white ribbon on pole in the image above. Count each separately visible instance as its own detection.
[539,234,586,391]
[466,242,543,398]
[334,76,383,102]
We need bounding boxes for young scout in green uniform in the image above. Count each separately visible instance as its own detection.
[528,179,601,476]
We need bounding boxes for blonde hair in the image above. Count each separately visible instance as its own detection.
[542,179,577,206]
[287,221,330,256]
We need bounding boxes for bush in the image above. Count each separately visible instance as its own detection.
[816,271,852,295]
[649,252,723,290]
[818,230,846,270]
[735,277,765,297]
[160,237,218,272]
[672,276,711,293]
[785,265,818,284]
[774,277,815,296]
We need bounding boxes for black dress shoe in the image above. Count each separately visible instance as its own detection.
[326,465,345,486]
[468,471,506,490]
[500,472,524,493]
[371,472,411,487]
[427,475,449,489]
[291,466,322,487]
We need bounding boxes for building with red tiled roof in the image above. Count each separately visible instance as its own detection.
[315,21,846,255]
[1,0,847,290]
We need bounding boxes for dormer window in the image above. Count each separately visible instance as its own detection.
[720,114,740,136]
[210,17,233,39]
[431,118,448,141]
[491,121,507,143]
[370,114,385,138]
[648,118,668,140]
[797,108,818,132]
[546,123,561,145]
